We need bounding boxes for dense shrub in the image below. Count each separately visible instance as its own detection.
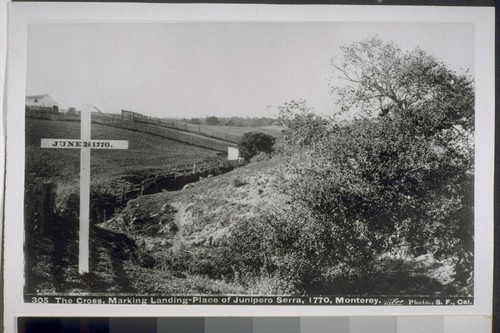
[277,99,330,153]
[221,218,272,277]
[250,152,271,163]
[218,37,474,295]
[205,116,220,125]
[238,132,276,162]
[270,37,474,294]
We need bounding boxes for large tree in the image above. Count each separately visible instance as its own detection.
[329,38,474,263]
[277,99,330,151]
[205,116,221,125]
[268,36,475,294]
[332,36,474,132]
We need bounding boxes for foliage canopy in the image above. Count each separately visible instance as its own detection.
[238,131,276,162]
[225,36,474,295]
[332,36,474,130]
[205,116,221,125]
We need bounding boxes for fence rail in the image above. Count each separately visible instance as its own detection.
[132,116,241,144]
[26,111,237,152]
[116,158,241,204]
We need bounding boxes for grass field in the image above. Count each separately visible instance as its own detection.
[26,119,220,182]
[25,118,222,207]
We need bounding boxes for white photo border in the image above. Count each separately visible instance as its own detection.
[4,3,494,331]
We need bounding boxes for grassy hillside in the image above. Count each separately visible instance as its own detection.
[99,157,457,296]
[103,158,284,248]
[25,118,241,294]
[26,118,220,195]
[26,152,460,296]
[27,158,284,295]
[100,157,287,294]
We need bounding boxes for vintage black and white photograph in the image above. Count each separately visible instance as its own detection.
[22,21,476,305]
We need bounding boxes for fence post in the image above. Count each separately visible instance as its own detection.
[25,176,57,235]
[121,185,126,203]
[41,181,56,230]
[24,174,37,232]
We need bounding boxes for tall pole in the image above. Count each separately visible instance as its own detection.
[79,110,91,274]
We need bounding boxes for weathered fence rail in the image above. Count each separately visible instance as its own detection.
[116,159,242,204]
[26,111,237,152]
[26,109,79,120]
[26,111,245,220]
[94,113,237,152]
[120,109,240,143]
[133,116,240,144]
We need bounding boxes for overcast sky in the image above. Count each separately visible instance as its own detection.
[27,22,474,119]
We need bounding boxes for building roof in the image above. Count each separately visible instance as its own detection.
[26,94,49,100]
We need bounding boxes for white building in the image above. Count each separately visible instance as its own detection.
[25,94,59,109]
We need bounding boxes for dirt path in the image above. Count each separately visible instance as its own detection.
[165,202,190,254]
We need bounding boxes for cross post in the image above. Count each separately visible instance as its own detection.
[41,110,128,274]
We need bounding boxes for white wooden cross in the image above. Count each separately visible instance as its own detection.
[41,110,128,274]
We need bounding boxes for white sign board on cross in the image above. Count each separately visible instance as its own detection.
[41,110,128,274]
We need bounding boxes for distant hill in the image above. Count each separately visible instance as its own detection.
[195,124,283,138]
[178,116,279,129]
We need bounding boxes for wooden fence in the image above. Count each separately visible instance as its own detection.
[116,158,241,204]
[93,113,237,152]
[130,115,241,144]
[24,160,241,227]
[26,111,237,152]
[26,109,80,121]
[24,173,57,234]
[26,105,59,112]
